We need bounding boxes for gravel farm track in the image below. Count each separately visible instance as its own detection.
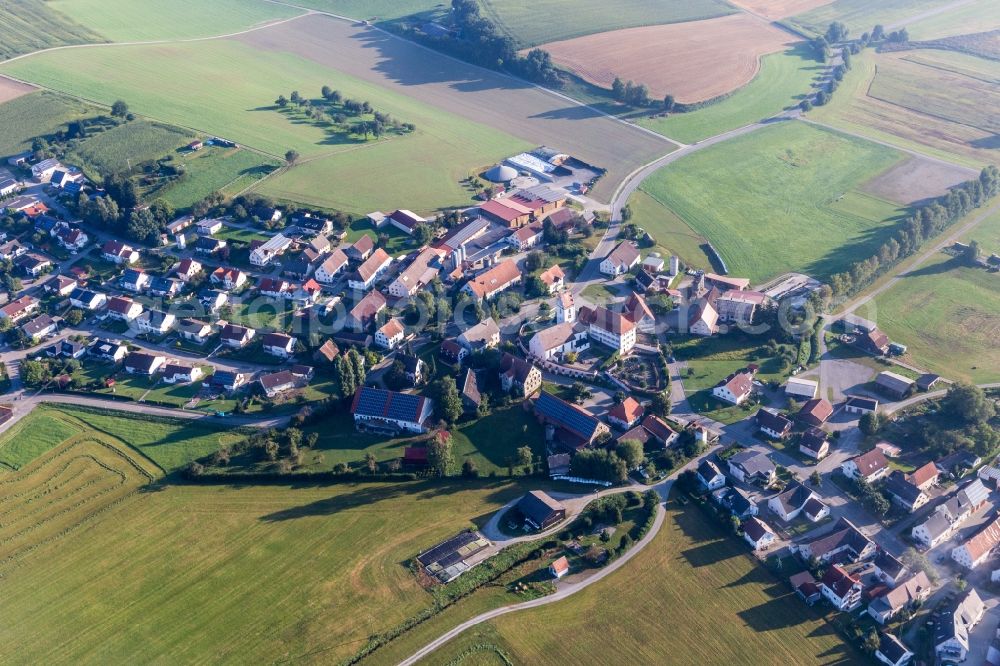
[233,12,678,202]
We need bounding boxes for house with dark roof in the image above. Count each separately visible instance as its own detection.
[768,482,825,522]
[219,323,255,348]
[262,332,296,358]
[713,486,758,520]
[756,409,792,440]
[799,427,830,460]
[790,571,821,605]
[795,518,875,563]
[845,396,879,415]
[460,368,484,413]
[934,588,985,663]
[533,390,609,451]
[883,471,931,513]
[875,633,913,666]
[742,517,776,551]
[697,459,726,490]
[351,386,434,434]
[124,352,165,375]
[515,491,566,530]
[873,549,909,588]
[211,370,248,393]
[259,369,305,397]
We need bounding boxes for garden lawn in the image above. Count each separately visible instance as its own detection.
[786,0,953,37]
[0,470,536,665]
[0,410,77,471]
[873,253,1000,384]
[636,121,907,283]
[638,45,822,144]
[47,0,304,41]
[2,40,527,214]
[420,499,857,665]
[345,219,416,256]
[66,119,194,178]
[479,0,735,47]
[304,404,544,475]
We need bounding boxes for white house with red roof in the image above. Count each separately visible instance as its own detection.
[712,369,754,405]
[608,397,644,430]
[375,318,405,350]
[842,449,890,484]
[102,240,138,265]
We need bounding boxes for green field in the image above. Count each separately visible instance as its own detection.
[786,0,952,37]
[0,90,96,156]
[907,0,1000,39]
[964,206,1000,251]
[0,440,536,664]
[0,0,102,61]
[421,500,856,665]
[635,121,906,283]
[67,119,194,178]
[874,252,1000,384]
[154,147,280,210]
[47,0,304,42]
[479,0,735,47]
[638,45,822,144]
[628,189,713,270]
[0,411,77,471]
[2,40,527,214]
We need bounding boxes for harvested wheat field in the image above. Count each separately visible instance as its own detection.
[726,0,833,20]
[538,14,795,103]
[0,76,35,104]
[861,155,977,205]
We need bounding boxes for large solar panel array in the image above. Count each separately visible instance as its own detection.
[354,386,425,423]
[536,391,598,440]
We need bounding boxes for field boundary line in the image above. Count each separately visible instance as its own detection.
[259,0,686,149]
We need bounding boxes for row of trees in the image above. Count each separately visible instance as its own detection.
[827,167,1000,296]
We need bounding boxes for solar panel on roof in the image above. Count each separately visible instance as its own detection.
[536,392,599,440]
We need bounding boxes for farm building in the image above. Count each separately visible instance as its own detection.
[416,531,492,584]
[515,491,566,530]
[533,390,610,451]
[785,377,818,400]
[875,371,915,400]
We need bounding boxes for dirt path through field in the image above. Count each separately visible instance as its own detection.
[232,12,677,203]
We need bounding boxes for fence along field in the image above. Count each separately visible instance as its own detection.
[538,14,795,104]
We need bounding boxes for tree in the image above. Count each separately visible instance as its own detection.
[284,150,300,165]
[810,470,822,486]
[568,381,592,404]
[650,390,671,417]
[965,239,982,265]
[384,360,409,390]
[364,452,378,474]
[432,376,463,423]
[862,629,880,655]
[335,354,357,398]
[859,411,880,435]
[321,85,332,99]
[944,383,995,424]
[427,431,453,477]
[111,100,129,118]
[127,207,161,245]
[275,95,288,108]
[871,24,885,41]
[524,250,546,272]
[516,445,533,473]
[799,99,813,112]
[662,94,675,112]
[64,309,84,326]
[412,222,436,246]
[461,458,479,478]
[20,359,51,387]
[615,439,644,470]
[825,21,848,43]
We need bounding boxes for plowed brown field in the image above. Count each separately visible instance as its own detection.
[539,14,796,104]
[0,75,35,104]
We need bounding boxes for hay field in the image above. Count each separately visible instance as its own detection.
[539,14,794,104]
[727,0,833,20]
[0,91,96,157]
[479,0,735,47]
[420,500,857,665]
[868,51,1000,135]
[66,120,194,178]
[806,51,1000,168]
[635,121,907,284]
[874,251,1000,384]
[46,0,304,42]
[637,44,821,144]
